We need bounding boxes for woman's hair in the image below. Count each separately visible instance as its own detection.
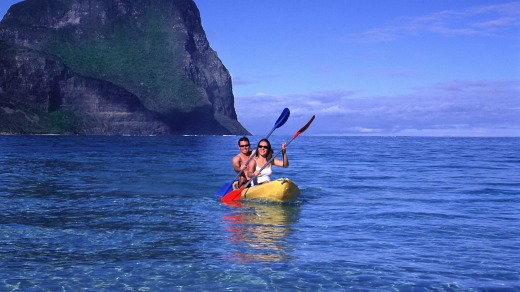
[255,139,273,160]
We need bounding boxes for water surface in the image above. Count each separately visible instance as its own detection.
[1,136,519,290]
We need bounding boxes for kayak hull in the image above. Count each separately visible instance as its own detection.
[240,178,300,202]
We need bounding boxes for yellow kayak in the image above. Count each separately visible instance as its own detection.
[240,178,300,202]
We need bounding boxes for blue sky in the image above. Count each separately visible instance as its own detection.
[2,1,519,136]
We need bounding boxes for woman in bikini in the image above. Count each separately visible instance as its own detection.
[246,139,288,186]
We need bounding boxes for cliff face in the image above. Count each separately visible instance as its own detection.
[0,0,249,135]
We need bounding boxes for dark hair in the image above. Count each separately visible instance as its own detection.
[255,138,273,159]
[237,136,249,146]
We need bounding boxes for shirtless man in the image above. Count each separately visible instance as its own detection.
[232,137,253,188]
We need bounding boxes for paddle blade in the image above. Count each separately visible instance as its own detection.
[293,115,315,138]
[264,108,291,138]
[215,180,234,199]
[274,108,290,129]
[221,186,244,202]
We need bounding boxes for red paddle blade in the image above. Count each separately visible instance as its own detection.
[221,186,244,202]
[293,115,315,138]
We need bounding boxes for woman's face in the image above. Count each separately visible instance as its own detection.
[258,141,270,156]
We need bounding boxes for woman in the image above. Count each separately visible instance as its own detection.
[246,139,288,186]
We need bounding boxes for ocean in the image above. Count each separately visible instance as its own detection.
[1,135,519,291]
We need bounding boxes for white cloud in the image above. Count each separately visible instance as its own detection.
[352,2,520,42]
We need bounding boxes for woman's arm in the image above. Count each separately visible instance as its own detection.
[246,159,256,179]
[273,144,289,168]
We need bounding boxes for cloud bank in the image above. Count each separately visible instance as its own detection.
[236,79,520,136]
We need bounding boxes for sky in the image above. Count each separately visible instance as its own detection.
[2,1,519,136]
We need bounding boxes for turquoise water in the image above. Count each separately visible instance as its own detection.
[1,136,519,290]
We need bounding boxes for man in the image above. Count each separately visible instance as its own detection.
[232,136,254,188]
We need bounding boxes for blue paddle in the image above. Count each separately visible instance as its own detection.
[221,115,315,203]
[215,108,290,198]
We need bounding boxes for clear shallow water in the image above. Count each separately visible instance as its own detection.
[1,135,519,291]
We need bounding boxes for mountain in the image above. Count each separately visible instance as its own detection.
[0,0,249,135]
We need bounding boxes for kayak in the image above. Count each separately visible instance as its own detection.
[239,178,300,202]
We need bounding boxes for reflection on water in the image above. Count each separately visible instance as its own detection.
[222,202,300,263]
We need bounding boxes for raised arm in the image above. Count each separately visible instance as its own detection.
[273,144,289,168]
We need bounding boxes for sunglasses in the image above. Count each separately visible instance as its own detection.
[258,145,269,149]
[239,144,250,148]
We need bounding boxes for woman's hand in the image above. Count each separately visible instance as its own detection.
[281,143,288,168]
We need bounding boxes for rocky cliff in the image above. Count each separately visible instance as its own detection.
[0,0,249,135]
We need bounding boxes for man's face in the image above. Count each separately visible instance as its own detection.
[238,141,250,154]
